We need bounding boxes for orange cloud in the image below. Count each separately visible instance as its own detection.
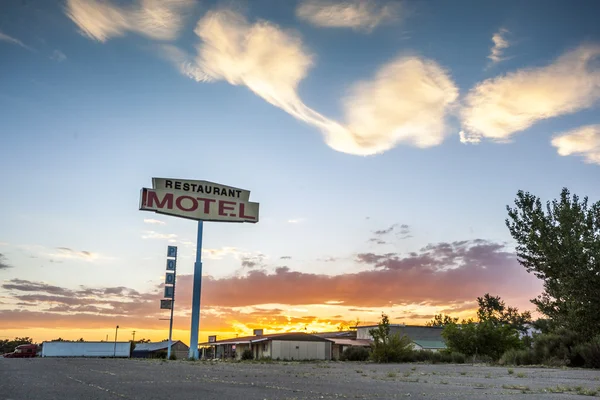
[1,239,541,342]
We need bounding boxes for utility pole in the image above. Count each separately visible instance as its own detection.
[113,325,119,357]
[132,330,136,342]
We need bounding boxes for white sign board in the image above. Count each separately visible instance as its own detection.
[140,188,259,223]
[152,178,250,202]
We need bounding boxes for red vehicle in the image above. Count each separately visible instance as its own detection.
[2,344,39,358]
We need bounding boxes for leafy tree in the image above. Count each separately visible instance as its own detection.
[476,294,531,333]
[506,188,600,339]
[441,295,527,360]
[369,313,412,363]
[0,337,34,354]
[426,314,459,327]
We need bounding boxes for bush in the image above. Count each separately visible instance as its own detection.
[169,353,177,360]
[241,349,254,360]
[532,329,580,367]
[371,333,413,363]
[340,346,370,361]
[499,348,535,366]
[575,335,600,369]
[451,352,466,364]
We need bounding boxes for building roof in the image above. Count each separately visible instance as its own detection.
[133,340,188,352]
[328,338,371,347]
[200,332,332,346]
[313,331,356,339]
[413,340,446,349]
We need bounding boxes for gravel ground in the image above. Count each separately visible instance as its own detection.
[2,358,600,400]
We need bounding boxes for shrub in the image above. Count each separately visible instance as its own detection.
[451,352,466,364]
[169,353,177,360]
[499,348,536,366]
[575,335,600,369]
[371,333,413,363]
[340,346,370,361]
[241,349,254,360]
[532,329,581,367]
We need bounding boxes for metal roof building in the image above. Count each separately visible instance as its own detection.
[200,332,332,361]
[132,340,189,359]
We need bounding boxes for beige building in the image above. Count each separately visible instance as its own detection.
[201,332,333,361]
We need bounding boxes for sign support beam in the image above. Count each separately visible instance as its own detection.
[167,271,176,360]
[188,220,204,359]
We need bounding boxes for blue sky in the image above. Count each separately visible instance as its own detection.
[1,0,599,341]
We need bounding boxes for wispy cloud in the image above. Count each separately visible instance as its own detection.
[296,0,401,32]
[143,218,166,225]
[0,253,13,270]
[50,50,67,62]
[369,223,411,244]
[287,218,305,224]
[141,230,177,240]
[551,124,600,165]
[488,28,510,65]
[0,30,34,51]
[64,0,194,42]
[460,44,600,144]
[51,247,99,261]
[166,9,458,156]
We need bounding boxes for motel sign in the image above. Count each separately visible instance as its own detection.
[139,177,259,359]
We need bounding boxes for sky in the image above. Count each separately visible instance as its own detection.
[1,0,600,344]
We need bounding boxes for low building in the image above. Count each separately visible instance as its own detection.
[201,332,332,361]
[132,340,189,359]
[356,325,446,352]
[313,331,371,360]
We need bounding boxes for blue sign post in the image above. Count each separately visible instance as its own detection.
[188,221,204,359]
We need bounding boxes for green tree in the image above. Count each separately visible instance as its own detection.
[441,295,527,360]
[369,313,412,363]
[506,188,600,339]
[0,337,34,354]
[426,314,459,327]
[476,294,531,333]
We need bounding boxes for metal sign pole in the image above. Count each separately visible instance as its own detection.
[167,269,176,360]
[188,220,204,359]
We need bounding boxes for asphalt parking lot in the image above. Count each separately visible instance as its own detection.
[2,358,600,399]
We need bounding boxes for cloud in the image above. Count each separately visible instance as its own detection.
[51,247,98,261]
[196,239,541,308]
[64,0,193,42]
[280,256,292,260]
[460,44,600,143]
[287,218,305,224]
[369,224,411,244]
[0,30,34,51]
[373,224,397,236]
[240,254,266,269]
[202,247,241,260]
[1,238,541,334]
[0,253,13,270]
[166,9,458,156]
[50,50,67,62]
[488,28,510,64]
[143,218,166,225]
[141,230,177,240]
[551,124,600,165]
[296,0,400,32]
